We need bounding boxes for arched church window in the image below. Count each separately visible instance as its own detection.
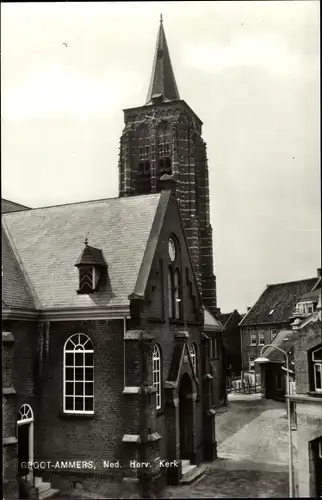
[136,161,151,194]
[189,343,197,374]
[168,267,174,319]
[152,344,162,409]
[64,333,94,414]
[174,269,182,319]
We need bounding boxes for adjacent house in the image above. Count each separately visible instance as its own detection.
[239,271,321,391]
[289,287,322,498]
[220,310,243,378]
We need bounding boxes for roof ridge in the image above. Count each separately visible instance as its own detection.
[2,193,161,214]
[266,277,317,287]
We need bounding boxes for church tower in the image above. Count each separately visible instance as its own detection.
[118,15,217,314]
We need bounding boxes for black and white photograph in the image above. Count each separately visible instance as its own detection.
[1,1,321,499]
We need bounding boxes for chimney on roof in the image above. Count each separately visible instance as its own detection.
[247,306,251,313]
[318,268,321,278]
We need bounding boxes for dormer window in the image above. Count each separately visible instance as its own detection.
[296,301,314,316]
[75,238,107,294]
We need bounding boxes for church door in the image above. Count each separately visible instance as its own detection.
[179,373,194,460]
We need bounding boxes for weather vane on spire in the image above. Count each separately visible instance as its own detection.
[160,13,163,23]
[84,233,89,246]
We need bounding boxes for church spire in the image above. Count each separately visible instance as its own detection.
[145,15,180,105]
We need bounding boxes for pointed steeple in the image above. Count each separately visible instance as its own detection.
[145,15,180,105]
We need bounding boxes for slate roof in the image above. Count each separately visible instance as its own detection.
[2,194,161,310]
[240,278,318,327]
[2,198,30,213]
[2,229,35,310]
[299,286,321,302]
[219,313,232,326]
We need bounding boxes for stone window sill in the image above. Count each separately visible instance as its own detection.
[59,412,95,420]
[169,319,185,325]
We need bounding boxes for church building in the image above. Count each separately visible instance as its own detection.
[2,17,225,499]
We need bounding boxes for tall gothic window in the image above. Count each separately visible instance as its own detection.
[64,334,94,414]
[174,269,181,319]
[167,236,182,320]
[168,267,173,319]
[189,343,197,374]
[136,161,151,194]
[152,344,162,409]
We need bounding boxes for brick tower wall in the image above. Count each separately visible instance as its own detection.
[118,100,217,312]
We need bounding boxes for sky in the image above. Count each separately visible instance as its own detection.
[1,1,320,313]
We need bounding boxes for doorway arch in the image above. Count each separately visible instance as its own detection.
[17,404,34,482]
[179,373,194,460]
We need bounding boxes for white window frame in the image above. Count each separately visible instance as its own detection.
[297,301,314,316]
[250,332,257,346]
[63,333,94,414]
[189,343,197,373]
[258,332,265,346]
[249,356,255,372]
[153,344,162,410]
[312,347,322,392]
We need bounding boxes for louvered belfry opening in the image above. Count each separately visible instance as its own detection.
[79,267,94,294]
[75,240,107,294]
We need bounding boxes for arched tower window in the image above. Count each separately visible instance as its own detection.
[136,161,151,194]
[189,343,197,374]
[64,333,94,414]
[157,141,172,190]
[152,344,162,409]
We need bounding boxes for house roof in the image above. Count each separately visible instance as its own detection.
[219,310,242,327]
[299,287,321,302]
[2,194,162,311]
[2,198,30,213]
[219,313,232,326]
[240,278,318,327]
[261,329,296,363]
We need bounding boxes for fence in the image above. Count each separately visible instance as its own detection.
[227,373,262,394]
